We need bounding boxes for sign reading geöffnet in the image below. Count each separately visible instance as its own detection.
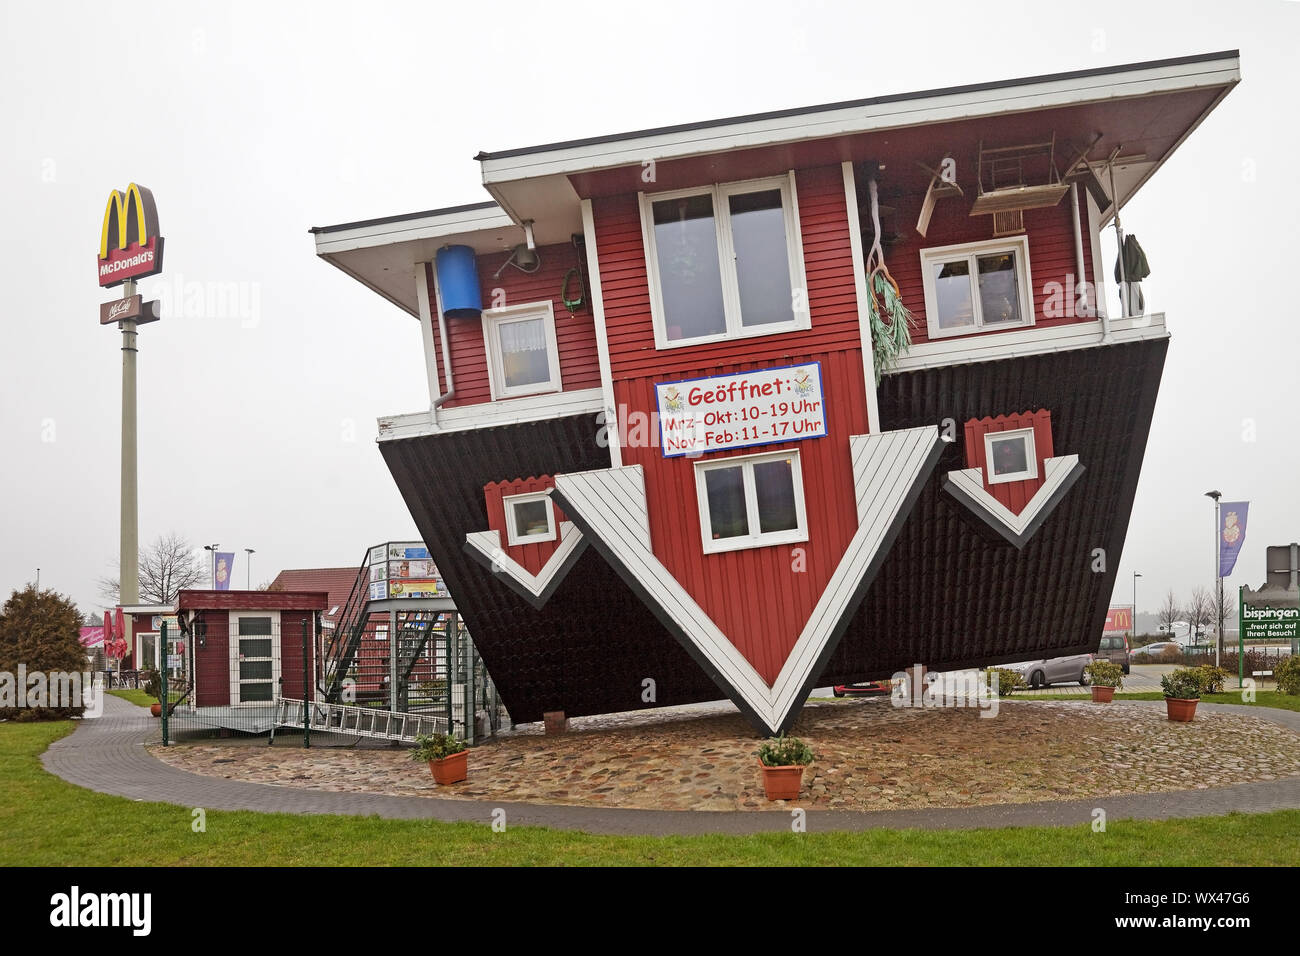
[656,362,826,458]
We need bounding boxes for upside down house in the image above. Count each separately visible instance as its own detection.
[312,53,1239,735]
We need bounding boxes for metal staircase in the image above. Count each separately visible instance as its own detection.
[321,561,371,703]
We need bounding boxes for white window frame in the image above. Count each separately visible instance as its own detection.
[639,172,809,350]
[984,427,1039,485]
[229,610,280,706]
[504,491,557,546]
[135,632,159,672]
[919,235,1035,340]
[694,448,808,555]
[481,300,563,400]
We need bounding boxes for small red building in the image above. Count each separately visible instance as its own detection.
[312,52,1239,734]
[174,590,327,709]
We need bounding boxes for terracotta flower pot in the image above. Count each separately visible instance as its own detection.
[150,703,162,717]
[759,760,806,801]
[1091,685,1116,703]
[428,750,468,785]
[1165,697,1198,722]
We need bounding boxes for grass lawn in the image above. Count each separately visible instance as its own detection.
[3,721,1299,866]
[107,689,156,708]
[1026,691,1300,713]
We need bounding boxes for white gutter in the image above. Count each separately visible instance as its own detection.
[1070,184,1107,342]
[430,258,456,418]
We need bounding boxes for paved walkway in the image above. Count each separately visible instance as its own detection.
[40,694,1300,836]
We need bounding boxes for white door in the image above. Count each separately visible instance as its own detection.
[229,611,280,705]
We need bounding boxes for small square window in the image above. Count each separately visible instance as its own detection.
[482,302,563,400]
[504,492,557,546]
[920,237,1034,339]
[695,450,807,554]
[984,428,1038,484]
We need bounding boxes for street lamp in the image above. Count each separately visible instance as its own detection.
[1132,571,1142,638]
[203,543,220,589]
[244,548,256,590]
[1204,491,1222,666]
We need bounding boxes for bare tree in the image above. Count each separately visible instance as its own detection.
[99,532,207,606]
[1187,586,1214,646]
[1157,589,1182,637]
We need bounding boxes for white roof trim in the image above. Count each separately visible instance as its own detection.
[480,56,1239,184]
[312,205,514,257]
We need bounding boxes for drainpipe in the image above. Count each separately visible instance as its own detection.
[431,262,456,418]
[1070,184,1108,343]
[1109,161,1128,321]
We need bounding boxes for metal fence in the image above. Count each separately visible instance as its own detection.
[150,612,503,746]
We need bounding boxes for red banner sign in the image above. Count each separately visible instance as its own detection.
[1103,607,1133,632]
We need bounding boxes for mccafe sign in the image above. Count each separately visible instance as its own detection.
[97,183,164,287]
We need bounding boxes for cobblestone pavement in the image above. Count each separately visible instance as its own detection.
[147,697,1300,812]
[41,694,1300,834]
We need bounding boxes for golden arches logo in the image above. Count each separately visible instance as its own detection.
[99,183,159,259]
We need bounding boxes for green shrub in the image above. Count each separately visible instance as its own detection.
[986,668,1025,697]
[410,733,466,762]
[0,585,87,721]
[140,669,161,702]
[1084,659,1124,689]
[1161,670,1201,700]
[758,735,814,767]
[1186,665,1231,694]
[1274,656,1300,696]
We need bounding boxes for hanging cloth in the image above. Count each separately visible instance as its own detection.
[1114,234,1151,283]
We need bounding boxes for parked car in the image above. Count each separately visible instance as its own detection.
[1096,634,1131,674]
[831,679,894,697]
[1131,641,1181,661]
[1004,653,1092,688]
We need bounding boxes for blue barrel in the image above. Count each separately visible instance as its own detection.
[436,245,483,318]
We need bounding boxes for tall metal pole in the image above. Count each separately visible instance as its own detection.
[1215,497,1223,668]
[119,279,140,606]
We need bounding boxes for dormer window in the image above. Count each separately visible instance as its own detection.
[920,236,1034,338]
[640,174,809,349]
[984,427,1038,485]
[504,491,557,545]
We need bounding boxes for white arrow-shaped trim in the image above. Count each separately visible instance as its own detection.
[943,454,1084,548]
[552,426,941,734]
[464,520,588,609]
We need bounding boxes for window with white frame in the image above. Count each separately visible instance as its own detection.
[694,449,807,554]
[504,491,557,545]
[640,174,808,348]
[920,236,1034,339]
[482,301,563,400]
[984,428,1038,484]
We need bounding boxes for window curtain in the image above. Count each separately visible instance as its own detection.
[499,319,547,355]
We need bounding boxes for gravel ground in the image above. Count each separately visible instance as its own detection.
[147,698,1300,812]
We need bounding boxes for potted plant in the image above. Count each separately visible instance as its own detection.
[1084,659,1124,702]
[1161,670,1200,722]
[411,732,468,785]
[757,735,814,801]
[141,669,163,717]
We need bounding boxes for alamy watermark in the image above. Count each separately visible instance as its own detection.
[0,666,104,717]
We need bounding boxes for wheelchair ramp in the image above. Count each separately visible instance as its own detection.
[275,698,448,742]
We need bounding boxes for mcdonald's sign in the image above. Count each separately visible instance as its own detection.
[97,183,164,287]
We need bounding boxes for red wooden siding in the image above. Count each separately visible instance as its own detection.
[594,166,863,382]
[279,610,314,700]
[438,242,602,408]
[194,610,229,708]
[614,348,870,684]
[889,187,1095,345]
[483,475,568,575]
[592,166,873,683]
[963,410,1055,515]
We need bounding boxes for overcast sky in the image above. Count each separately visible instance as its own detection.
[1,1,1296,622]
